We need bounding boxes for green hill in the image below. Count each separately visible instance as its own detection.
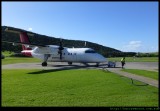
[2,26,135,57]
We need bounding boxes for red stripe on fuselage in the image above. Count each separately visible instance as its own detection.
[22,51,32,57]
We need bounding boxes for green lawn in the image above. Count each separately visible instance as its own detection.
[108,57,158,62]
[2,51,41,65]
[2,51,15,56]
[2,57,41,65]
[121,69,158,80]
[2,56,158,65]
[2,69,158,107]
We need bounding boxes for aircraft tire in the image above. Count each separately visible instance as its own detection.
[42,62,47,66]
[68,62,72,65]
[96,63,99,67]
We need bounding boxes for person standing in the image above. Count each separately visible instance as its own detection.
[121,57,125,68]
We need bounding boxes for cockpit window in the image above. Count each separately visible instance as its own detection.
[85,49,96,53]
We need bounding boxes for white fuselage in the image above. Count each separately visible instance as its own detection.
[26,45,106,63]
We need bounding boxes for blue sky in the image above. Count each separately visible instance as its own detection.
[2,2,158,52]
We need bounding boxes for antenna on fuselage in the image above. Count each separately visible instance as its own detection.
[84,41,87,47]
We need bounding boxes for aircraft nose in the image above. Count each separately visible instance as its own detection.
[100,55,107,62]
[97,54,106,62]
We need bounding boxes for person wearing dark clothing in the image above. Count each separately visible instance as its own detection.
[121,57,125,68]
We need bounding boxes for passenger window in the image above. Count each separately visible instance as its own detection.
[85,49,96,53]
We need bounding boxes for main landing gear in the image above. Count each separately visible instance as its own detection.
[68,62,72,65]
[42,54,50,67]
[95,63,99,67]
[42,62,47,66]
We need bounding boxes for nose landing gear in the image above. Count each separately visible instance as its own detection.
[95,63,99,67]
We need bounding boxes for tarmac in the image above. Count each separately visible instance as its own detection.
[2,62,159,88]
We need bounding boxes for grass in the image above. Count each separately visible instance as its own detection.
[108,57,158,62]
[2,57,41,65]
[2,51,14,56]
[2,69,158,107]
[121,69,158,80]
[2,51,158,65]
[2,51,41,65]
[2,56,158,65]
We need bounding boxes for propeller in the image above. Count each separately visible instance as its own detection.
[58,38,64,60]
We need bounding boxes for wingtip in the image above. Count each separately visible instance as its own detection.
[27,33,34,37]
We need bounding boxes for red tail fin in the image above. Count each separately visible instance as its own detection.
[20,32,32,50]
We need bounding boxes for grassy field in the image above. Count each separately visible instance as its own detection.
[108,57,158,62]
[2,51,158,65]
[2,51,41,65]
[2,69,158,107]
[2,51,15,56]
[2,56,158,65]
[121,69,158,80]
[2,57,41,65]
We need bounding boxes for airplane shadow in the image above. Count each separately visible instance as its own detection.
[49,64,82,67]
[107,67,122,68]
[27,63,122,74]
[27,66,89,74]
[100,65,122,68]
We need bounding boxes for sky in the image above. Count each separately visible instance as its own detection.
[2,2,158,52]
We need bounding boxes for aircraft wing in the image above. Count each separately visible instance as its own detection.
[2,40,47,47]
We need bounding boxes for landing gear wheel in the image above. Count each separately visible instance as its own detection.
[96,63,99,67]
[68,62,72,65]
[42,62,47,67]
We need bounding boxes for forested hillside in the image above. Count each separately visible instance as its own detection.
[2,26,136,57]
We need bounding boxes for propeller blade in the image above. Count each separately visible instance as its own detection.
[58,38,64,60]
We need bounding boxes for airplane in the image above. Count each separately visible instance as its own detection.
[3,28,107,67]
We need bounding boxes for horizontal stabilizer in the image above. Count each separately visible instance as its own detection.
[2,41,47,47]
[5,28,34,36]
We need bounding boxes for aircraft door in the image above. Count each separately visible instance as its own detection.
[72,53,77,62]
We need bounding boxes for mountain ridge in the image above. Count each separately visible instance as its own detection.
[2,26,135,57]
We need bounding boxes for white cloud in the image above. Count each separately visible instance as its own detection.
[150,46,158,52]
[129,41,141,45]
[28,28,32,31]
[119,41,158,52]
[122,40,142,52]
